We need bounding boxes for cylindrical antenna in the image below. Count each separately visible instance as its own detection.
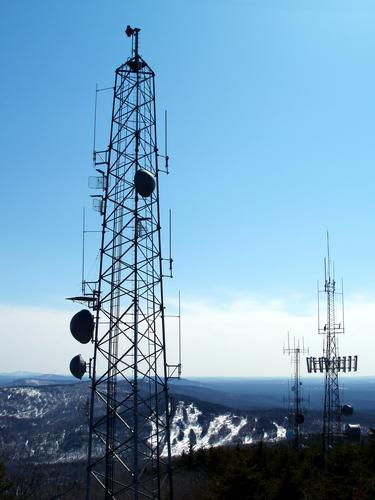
[317,280,320,333]
[134,28,140,59]
[324,258,327,284]
[125,25,140,59]
[82,207,86,294]
[178,291,182,377]
[169,209,173,278]
[326,230,330,280]
[302,337,308,355]
[341,278,345,331]
[93,84,98,164]
[164,110,169,174]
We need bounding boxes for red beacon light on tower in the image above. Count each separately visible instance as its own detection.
[125,25,135,37]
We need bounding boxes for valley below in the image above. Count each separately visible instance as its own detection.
[1,374,374,465]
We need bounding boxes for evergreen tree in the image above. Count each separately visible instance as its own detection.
[0,462,12,499]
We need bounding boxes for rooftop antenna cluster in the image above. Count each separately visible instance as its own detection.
[283,334,308,449]
[67,26,180,499]
[306,233,358,453]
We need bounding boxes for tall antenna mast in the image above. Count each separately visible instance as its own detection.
[306,234,358,453]
[68,26,175,499]
[284,334,308,449]
[165,291,182,378]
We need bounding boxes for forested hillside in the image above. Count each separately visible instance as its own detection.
[3,436,375,499]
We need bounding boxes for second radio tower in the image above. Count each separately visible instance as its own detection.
[306,234,358,453]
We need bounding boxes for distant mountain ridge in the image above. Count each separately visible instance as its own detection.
[1,372,375,410]
[0,373,373,465]
[0,372,77,387]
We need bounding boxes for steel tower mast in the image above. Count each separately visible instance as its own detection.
[321,239,341,451]
[69,26,175,499]
[306,234,358,453]
[284,335,308,449]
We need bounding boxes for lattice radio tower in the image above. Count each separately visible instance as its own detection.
[306,234,358,452]
[283,334,308,449]
[68,26,179,499]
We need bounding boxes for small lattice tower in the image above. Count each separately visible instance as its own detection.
[284,336,308,449]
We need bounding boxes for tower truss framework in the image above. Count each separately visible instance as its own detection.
[284,336,308,449]
[82,28,173,499]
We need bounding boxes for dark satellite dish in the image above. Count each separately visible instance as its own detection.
[70,354,87,379]
[70,309,94,344]
[341,404,354,417]
[295,413,305,425]
[134,169,155,197]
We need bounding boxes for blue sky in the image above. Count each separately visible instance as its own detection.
[1,1,375,376]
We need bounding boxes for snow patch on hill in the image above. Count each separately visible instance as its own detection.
[166,401,285,456]
[0,384,289,464]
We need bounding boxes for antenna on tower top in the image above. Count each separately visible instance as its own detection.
[326,230,331,281]
[125,25,141,58]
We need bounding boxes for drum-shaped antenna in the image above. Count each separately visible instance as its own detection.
[295,413,305,425]
[134,170,155,197]
[70,309,94,344]
[341,404,354,417]
[127,60,147,72]
[70,354,87,379]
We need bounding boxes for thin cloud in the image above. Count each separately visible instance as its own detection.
[0,295,372,377]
